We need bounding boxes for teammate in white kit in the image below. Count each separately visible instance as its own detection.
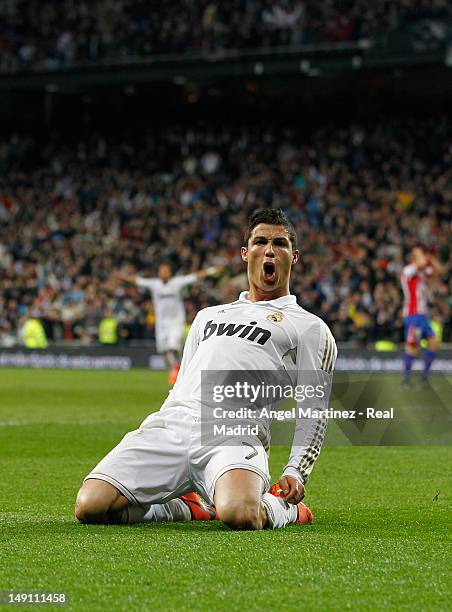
[76,209,337,530]
[116,261,220,383]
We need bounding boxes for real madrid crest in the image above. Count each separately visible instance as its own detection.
[267,312,284,322]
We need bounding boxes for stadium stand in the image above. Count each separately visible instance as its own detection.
[0,0,450,71]
[0,117,450,347]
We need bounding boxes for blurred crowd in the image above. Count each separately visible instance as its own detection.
[0,0,450,72]
[0,115,451,348]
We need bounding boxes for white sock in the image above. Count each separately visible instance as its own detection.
[125,499,191,524]
[262,492,298,529]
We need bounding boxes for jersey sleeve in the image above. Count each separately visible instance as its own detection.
[402,264,417,279]
[135,276,159,291]
[282,319,337,486]
[171,273,198,291]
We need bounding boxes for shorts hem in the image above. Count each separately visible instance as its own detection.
[84,472,140,506]
[209,463,270,500]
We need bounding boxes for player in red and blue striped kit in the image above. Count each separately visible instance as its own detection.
[401,246,443,385]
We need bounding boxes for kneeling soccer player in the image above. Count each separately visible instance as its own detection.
[75,209,337,530]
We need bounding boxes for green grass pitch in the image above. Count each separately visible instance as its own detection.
[0,368,450,611]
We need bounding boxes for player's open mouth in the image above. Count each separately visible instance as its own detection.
[263,261,276,282]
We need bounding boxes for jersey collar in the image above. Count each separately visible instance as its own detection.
[237,291,297,308]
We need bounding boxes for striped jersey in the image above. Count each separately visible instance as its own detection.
[401,264,433,316]
[162,291,337,485]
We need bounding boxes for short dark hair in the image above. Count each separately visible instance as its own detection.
[412,243,425,252]
[158,259,174,271]
[243,208,297,250]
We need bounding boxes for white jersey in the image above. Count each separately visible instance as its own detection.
[162,291,337,485]
[136,274,197,326]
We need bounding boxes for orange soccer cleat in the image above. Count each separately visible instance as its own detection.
[295,502,314,525]
[179,492,218,521]
[269,483,314,525]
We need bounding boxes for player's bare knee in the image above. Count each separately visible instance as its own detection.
[75,480,118,523]
[217,500,261,530]
[75,505,102,524]
[75,492,107,523]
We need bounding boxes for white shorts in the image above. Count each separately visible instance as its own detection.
[84,407,270,507]
[155,322,184,353]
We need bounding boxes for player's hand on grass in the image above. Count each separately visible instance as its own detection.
[278,475,305,504]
